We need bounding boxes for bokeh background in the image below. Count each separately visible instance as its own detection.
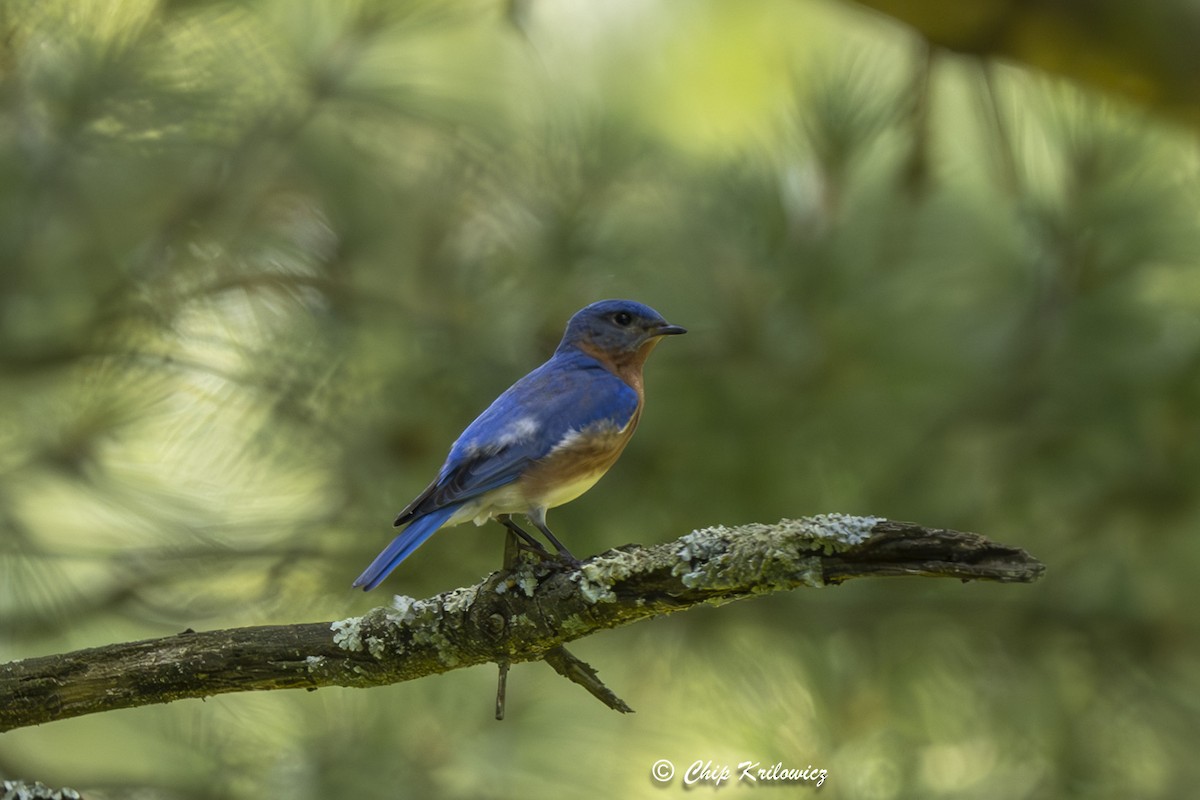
[2,1,1199,797]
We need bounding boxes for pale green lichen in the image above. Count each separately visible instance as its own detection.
[791,513,883,551]
[389,594,418,623]
[680,514,881,561]
[378,592,470,666]
[675,528,727,563]
[365,634,389,659]
[2,780,82,800]
[331,617,364,652]
[335,603,413,659]
[389,594,444,624]
[670,513,881,593]
[409,624,458,666]
[494,561,540,597]
[442,585,478,614]
[576,548,642,604]
[305,655,325,672]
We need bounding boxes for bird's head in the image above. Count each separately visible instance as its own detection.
[558,299,686,358]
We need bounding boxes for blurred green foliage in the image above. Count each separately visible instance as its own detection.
[2,0,1199,798]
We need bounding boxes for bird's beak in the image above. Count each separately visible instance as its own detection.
[653,322,687,337]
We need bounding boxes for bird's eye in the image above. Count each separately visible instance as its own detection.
[612,311,633,327]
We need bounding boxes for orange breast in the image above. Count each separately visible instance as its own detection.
[517,410,642,510]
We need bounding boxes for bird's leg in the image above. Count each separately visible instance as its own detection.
[527,511,580,566]
[497,514,554,560]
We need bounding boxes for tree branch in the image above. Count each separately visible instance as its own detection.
[846,0,1200,126]
[0,515,1043,732]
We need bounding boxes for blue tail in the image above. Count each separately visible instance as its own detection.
[353,506,459,591]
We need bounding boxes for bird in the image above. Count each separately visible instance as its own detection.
[353,299,686,591]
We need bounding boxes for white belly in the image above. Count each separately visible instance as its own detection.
[534,468,608,510]
[444,467,609,528]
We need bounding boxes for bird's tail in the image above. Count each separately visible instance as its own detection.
[352,505,458,591]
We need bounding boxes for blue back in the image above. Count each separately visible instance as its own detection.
[404,348,639,518]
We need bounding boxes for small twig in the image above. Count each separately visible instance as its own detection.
[495,660,509,721]
[543,647,634,714]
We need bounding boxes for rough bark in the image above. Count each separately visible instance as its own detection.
[0,515,1044,732]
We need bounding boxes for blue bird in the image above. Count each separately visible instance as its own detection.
[353,299,686,591]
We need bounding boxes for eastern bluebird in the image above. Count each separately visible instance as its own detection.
[353,299,686,591]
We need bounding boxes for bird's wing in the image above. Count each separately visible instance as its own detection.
[394,355,638,525]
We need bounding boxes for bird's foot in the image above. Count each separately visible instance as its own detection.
[556,552,582,569]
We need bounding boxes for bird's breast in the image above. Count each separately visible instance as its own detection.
[518,411,641,510]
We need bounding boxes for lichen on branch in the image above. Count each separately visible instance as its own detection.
[0,515,1043,732]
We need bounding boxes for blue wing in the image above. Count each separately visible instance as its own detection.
[394,349,639,525]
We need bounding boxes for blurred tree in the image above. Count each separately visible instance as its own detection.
[1,0,1198,798]
[850,0,1200,126]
